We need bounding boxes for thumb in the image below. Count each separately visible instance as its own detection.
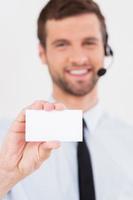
[38,141,61,161]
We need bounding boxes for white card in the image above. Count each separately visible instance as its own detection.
[25,109,83,142]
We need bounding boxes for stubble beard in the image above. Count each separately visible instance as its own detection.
[49,70,98,97]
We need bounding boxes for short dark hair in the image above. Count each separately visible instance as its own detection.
[37,0,108,49]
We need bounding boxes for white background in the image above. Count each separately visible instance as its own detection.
[0,0,133,125]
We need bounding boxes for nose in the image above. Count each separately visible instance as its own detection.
[68,47,88,66]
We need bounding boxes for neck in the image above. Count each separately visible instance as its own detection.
[52,86,99,112]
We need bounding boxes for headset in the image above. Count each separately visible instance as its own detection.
[97,33,114,77]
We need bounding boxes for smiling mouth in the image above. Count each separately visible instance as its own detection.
[66,68,92,77]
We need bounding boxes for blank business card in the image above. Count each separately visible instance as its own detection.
[25,109,83,142]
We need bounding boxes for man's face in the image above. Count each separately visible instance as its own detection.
[41,14,105,96]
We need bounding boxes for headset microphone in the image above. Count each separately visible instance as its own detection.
[97,68,107,77]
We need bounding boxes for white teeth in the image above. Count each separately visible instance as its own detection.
[69,69,88,75]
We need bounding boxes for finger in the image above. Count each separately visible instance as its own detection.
[16,108,26,123]
[30,100,48,110]
[54,103,66,110]
[43,102,55,111]
[14,100,49,125]
[10,120,25,133]
[10,104,39,133]
[30,101,55,111]
[43,141,61,149]
[10,101,56,134]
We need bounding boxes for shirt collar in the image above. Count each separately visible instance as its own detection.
[83,102,104,133]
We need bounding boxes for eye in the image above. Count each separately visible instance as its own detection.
[55,42,68,48]
[84,41,96,46]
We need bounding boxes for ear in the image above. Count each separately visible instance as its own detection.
[38,43,47,64]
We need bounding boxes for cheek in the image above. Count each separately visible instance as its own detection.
[46,53,66,76]
[96,53,104,64]
[47,50,68,67]
[93,49,104,68]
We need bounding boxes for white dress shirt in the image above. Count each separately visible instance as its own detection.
[1,103,133,200]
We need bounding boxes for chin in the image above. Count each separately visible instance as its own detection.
[64,86,96,96]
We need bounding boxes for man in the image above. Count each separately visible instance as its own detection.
[0,0,133,199]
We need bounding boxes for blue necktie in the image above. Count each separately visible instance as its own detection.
[77,119,96,200]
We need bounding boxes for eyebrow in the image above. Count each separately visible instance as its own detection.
[83,37,99,42]
[51,39,70,46]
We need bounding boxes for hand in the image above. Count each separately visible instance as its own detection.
[0,100,66,197]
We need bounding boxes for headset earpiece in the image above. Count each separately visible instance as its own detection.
[105,45,113,57]
[104,33,113,57]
